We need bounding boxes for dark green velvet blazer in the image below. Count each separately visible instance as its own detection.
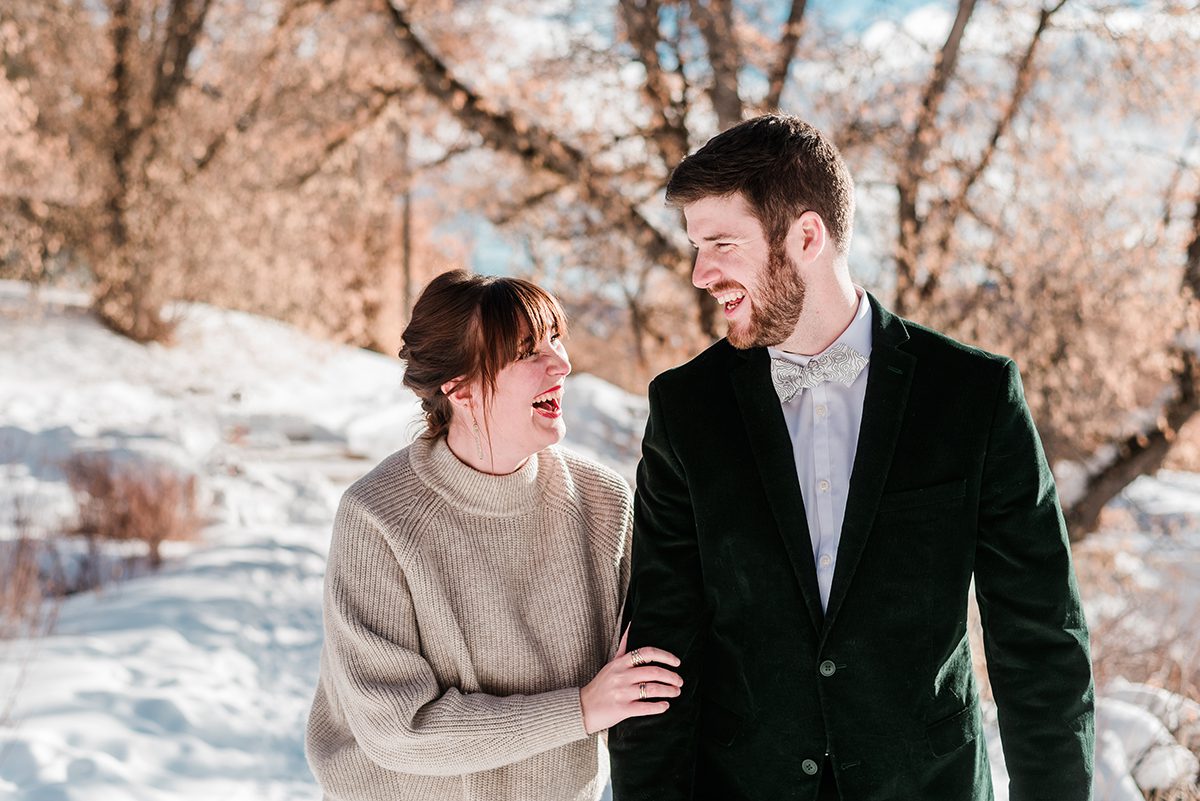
[609,293,1095,801]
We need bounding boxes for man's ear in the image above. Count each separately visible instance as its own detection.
[440,377,473,410]
[787,210,827,265]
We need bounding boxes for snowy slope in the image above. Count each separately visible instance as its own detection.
[0,280,645,801]
[0,280,1196,800]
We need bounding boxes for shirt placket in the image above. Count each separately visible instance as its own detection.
[811,383,836,608]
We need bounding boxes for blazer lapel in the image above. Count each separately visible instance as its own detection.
[822,294,916,635]
[731,349,825,634]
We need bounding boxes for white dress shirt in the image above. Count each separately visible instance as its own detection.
[767,286,873,612]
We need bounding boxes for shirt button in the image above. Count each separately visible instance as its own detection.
[818,479,830,493]
[815,405,827,417]
[802,759,819,775]
[819,660,837,677]
[819,553,833,568]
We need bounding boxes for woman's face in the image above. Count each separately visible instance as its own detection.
[479,327,571,464]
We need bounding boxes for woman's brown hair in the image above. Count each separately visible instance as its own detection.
[399,270,568,440]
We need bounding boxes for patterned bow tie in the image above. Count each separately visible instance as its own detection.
[770,343,869,403]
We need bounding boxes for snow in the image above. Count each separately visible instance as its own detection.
[1,279,1197,799]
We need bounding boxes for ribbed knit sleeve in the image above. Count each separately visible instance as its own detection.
[320,491,590,777]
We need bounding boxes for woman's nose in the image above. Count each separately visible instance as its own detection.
[550,346,571,377]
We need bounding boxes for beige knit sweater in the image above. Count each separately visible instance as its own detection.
[305,434,632,801]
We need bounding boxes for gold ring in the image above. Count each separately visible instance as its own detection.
[639,682,647,700]
[629,649,645,667]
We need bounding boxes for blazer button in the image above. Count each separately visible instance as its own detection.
[802,759,819,776]
[819,660,837,677]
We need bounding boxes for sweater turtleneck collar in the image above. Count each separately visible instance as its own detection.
[409,435,544,518]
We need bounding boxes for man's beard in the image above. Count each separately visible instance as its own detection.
[726,243,805,349]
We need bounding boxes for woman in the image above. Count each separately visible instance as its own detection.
[306,270,682,801]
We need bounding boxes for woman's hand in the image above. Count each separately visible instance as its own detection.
[579,624,683,735]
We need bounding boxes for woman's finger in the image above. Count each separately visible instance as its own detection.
[627,665,684,686]
[616,623,630,657]
[625,646,680,667]
[630,681,682,701]
[625,700,671,717]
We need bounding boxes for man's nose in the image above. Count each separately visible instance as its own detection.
[692,251,717,289]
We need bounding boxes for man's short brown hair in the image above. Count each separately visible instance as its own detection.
[665,114,855,254]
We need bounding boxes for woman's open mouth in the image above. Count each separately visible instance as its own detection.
[532,386,563,418]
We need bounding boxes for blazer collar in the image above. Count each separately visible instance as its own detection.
[822,293,915,635]
[730,291,915,635]
[731,348,824,632]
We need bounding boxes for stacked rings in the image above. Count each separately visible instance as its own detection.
[639,682,647,700]
[629,649,646,667]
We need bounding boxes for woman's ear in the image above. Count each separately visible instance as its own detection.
[440,377,473,410]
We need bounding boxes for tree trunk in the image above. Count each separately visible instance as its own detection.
[765,0,807,111]
[1063,189,1200,540]
[892,0,978,317]
[400,127,413,321]
[690,0,742,130]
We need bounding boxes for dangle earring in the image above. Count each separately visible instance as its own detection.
[471,411,484,462]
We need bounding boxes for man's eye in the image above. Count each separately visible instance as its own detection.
[715,242,734,252]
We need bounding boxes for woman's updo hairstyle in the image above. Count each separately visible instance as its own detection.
[399,269,568,440]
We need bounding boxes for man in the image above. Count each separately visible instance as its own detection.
[609,115,1094,801]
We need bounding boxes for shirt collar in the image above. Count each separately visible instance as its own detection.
[768,285,873,366]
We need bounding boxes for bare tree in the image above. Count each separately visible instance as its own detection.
[0,0,466,350]
[6,0,1200,538]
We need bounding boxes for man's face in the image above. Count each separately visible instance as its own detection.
[685,193,805,349]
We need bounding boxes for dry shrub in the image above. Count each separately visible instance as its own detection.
[0,495,60,640]
[1072,528,1200,797]
[0,497,63,735]
[1148,785,1200,801]
[62,453,201,570]
[1075,538,1200,702]
[0,537,58,642]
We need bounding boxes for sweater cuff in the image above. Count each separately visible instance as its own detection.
[535,687,590,744]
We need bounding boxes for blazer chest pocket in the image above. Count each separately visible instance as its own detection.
[877,478,967,518]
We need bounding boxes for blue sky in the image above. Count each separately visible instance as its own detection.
[825,0,944,30]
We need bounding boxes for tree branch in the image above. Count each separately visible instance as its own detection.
[904,0,978,178]
[764,0,806,110]
[149,0,215,123]
[184,0,330,181]
[619,0,689,168]
[380,0,694,303]
[927,0,1067,282]
[688,0,742,129]
[893,0,978,316]
[281,85,407,190]
[492,183,567,226]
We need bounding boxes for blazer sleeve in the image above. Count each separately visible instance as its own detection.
[973,358,1096,801]
[316,492,588,776]
[609,378,708,801]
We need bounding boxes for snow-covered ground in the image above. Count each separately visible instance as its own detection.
[0,280,1196,800]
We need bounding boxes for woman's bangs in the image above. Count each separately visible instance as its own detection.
[475,280,566,390]
[514,285,567,347]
